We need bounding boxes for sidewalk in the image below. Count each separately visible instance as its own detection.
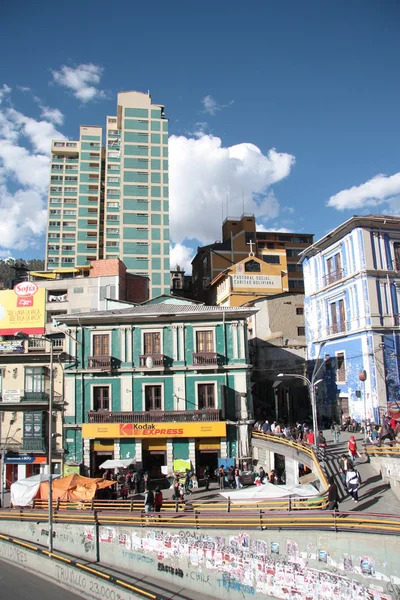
[321,429,400,513]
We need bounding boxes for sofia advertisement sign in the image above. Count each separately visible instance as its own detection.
[0,282,45,335]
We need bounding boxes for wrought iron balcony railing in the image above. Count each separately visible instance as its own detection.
[322,268,344,287]
[87,408,221,424]
[192,352,218,366]
[88,356,113,370]
[139,354,165,368]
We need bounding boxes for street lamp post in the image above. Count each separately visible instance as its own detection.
[0,424,21,508]
[277,373,323,434]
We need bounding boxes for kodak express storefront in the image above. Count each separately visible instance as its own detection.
[82,421,227,477]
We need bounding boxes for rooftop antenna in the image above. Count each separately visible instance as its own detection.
[242,190,245,216]
[221,201,224,224]
[226,192,229,220]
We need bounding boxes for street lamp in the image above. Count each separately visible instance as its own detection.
[15,332,55,552]
[0,424,21,508]
[277,373,323,435]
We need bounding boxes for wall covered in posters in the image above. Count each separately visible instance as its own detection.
[96,526,398,600]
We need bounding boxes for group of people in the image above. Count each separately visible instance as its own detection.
[102,468,150,498]
[217,465,242,490]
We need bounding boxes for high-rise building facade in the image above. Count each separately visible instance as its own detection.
[45,91,170,298]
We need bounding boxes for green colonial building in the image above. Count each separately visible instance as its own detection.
[60,296,256,477]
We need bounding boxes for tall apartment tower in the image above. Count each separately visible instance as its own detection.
[45,91,170,298]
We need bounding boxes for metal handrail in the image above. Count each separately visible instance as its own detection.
[0,509,399,535]
[363,443,400,456]
[252,431,329,489]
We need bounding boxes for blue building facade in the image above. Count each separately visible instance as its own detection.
[60,297,256,477]
[300,215,400,424]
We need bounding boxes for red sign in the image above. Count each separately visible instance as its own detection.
[119,423,134,436]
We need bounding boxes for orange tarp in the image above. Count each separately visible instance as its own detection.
[38,474,114,501]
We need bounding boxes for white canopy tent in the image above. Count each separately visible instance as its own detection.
[99,458,136,470]
[220,482,319,503]
[11,474,60,507]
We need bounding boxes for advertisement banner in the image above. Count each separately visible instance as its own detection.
[0,340,24,354]
[82,421,227,439]
[0,282,45,335]
[2,389,22,403]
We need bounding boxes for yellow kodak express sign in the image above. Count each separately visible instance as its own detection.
[82,421,227,439]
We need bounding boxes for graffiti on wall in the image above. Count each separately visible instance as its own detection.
[97,527,395,600]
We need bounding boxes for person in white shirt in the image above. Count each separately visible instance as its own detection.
[271,421,277,433]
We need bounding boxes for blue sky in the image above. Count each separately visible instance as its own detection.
[0,1,399,271]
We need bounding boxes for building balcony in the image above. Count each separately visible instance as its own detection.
[21,438,47,453]
[88,356,114,370]
[327,321,348,336]
[87,408,222,424]
[192,352,218,366]
[322,268,344,287]
[139,354,165,368]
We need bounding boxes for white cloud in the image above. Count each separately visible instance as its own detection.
[0,96,66,250]
[40,106,64,126]
[169,134,295,246]
[0,84,11,105]
[170,243,194,274]
[256,223,294,233]
[328,172,400,211]
[202,95,233,116]
[17,86,31,93]
[52,63,105,103]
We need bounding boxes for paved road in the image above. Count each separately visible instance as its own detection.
[0,558,83,599]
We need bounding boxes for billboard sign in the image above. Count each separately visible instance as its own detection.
[0,283,45,335]
[0,340,24,353]
[2,389,22,403]
[82,421,227,439]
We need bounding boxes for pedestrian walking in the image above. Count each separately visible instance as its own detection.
[327,476,339,510]
[133,470,141,494]
[234,467,241,489]
[346,466,361,503]
[316,431,327,461]
[154,487,163,512]
[184,470,192,495]
[218,465,225,490]
[203,466,210,491]
[338,454,351,487]
[348,435,361,463]
[144,487,154,513]
[331,421,340,443]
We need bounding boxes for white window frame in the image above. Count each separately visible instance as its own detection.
[90,330,112,356]
[195,381,217,410]
[142,382,164,412]
[141,328,163,355]
[335,350,347,383]
[192,326,216,353]
[90,384,112,411]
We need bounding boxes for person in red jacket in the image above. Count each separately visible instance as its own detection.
[306,430,315,445]
[348,435,360,462]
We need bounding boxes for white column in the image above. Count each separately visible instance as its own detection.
[127,327,133,363]
[120,375,132,411]
[231,323,238,359]
[83,438,91,472]
[17,465,26,481]
[172,326,178,361]
[188,438,196,472]
[166,439,173,474]
[114,440,120,460]
[120,328,126,363]
[135,440,143,468]
[173,374,186,411]
[64,378,76,418]
[178,325,185,361]
[238,321,245,359]
[220,438,227,459]
[285,458,299,486]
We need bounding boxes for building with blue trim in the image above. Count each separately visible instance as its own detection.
[299,215,400,424]
[60,296,256,477]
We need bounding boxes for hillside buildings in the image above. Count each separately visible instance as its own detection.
[299,214,400,424]
[191,214,313,304]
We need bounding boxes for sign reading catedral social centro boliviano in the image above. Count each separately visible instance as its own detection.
[82,422,227,439]
[0,282,45,335]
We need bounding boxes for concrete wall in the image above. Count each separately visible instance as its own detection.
[1,520,398,600]
[0,538,144,600]
[369,455,400,501]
